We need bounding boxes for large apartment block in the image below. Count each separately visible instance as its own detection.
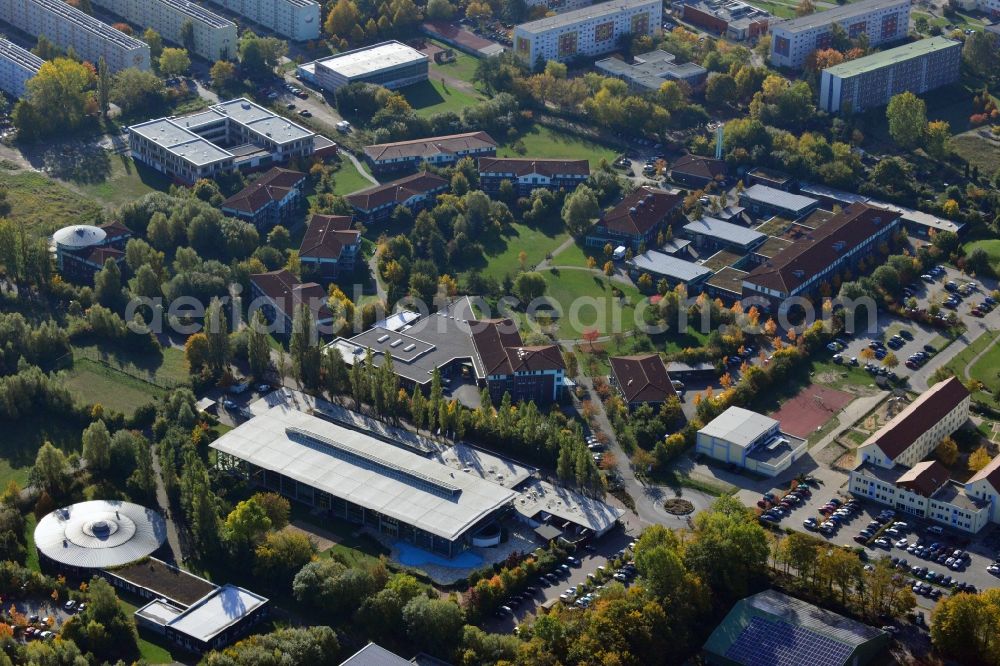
[0,38,43,97]
[0,0,151,71]
[89,0,237,61]
[768,0,910,69]
[207,0,321,41]
[820,37,961,114]
[513,0,661,65]
[130,98,315,183]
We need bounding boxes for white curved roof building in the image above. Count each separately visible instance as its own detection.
[34,500,167,570]
[52,225,106,250]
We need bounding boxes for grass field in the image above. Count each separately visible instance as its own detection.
[949,132,1000,175]
[24,515,39,572]
[66,154,171,207]
[402,78,483,118]
[550,240,598,269]
[427,39,481,83]
[964,238,1000,266]
[118,598,175,664]
[332,158,375,196]
[73,343,189,386]
[0,170,104,238]
[533,268,643,339]
[463,221,569,280]
[500,125,619,168]
[62,359,166,416]
[945,329,1000,403]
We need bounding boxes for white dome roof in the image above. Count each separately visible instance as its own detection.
[52,225,106,249]
[34,500,167,569]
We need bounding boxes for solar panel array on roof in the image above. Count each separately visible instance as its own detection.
[725,617,855,666]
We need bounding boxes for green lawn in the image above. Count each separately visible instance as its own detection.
[72,342,189,387]
[0,170,104,239]
[463,221,569,280]
[550,240,599,269]
[427,39,481,83]
[964,238,1000,266]
[946,329,1000,403]
[949,133,1000,176]
[402,78,483,118]
[117,598,175,663]
[500,125,620,169]
[532,268,643,339]
[968,339,1000,395]
[62,359,166,416]
[66,154,172,207]
[332,157,375,196]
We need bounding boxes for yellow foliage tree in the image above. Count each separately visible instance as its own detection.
[969,446,992,472]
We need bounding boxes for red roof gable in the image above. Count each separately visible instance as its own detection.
[345,171,448,212]
[250,269,333,322]
[744,203,900,295]
[609,354,677,404]
[862,377,969,462]
[222,168,306,215]
[599,186,683,237]
[470,319,564,376]
[477,157,590,178]
[299,214,359,260]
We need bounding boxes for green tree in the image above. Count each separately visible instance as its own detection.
[201,626,339,666]
[290,304,322,388]
[925,120,951,160]
[325,0,361,37]
[14,58,94,139]
[684,495,769,602]
[159,47,191,77]
[30,442,70,497]
[402,596,465,656]
[705,73,737,106]
[962,30,999,81]
[886,92,927,150]
[513,271,546,304]
[223,497,272,552]
[110,67,166,113]
[561,184,600,237]
[204,298,231,373]
[142,27,164,61]
[209,59,237,91]
[254,531,315,585]
[426,0,454,20]
[248,309,272,378]
[97,56,110,117]
[180,19,195,52]
[81,420,111,471]
[238,32,288,79]
[931,588,1000,664]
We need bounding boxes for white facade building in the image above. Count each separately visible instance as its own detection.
[513,0,661,65]
[129,98,315,183]
[89,0,237,61]
[696,407,807,477]
[0,38,43,98]
[0,0,151,71]
[856,377,970,470]
[207,0,321,41]
[308,41,428,92]
[768,0,910,69]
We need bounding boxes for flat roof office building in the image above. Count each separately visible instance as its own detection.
[129,98,315,183]
[89,0,236,61]
[310,41,428,92]
[769,0,910,69]
[595,50,708,91]
[0,0,151,71]
[212,408,518,558]
[0,38,43,97]
[820,37,961,114]
[513,0,661,64]
[208,0,320,41]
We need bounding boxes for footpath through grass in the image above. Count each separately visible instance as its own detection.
[331,157,375,196]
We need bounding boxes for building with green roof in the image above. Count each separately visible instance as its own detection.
[703,589,889,666]
[820,37,961,114]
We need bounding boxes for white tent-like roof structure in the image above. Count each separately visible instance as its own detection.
[34,500,167,569]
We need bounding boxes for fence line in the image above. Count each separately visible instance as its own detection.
[69,348,183,391]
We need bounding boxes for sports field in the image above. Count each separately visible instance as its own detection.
[769,384,854,439]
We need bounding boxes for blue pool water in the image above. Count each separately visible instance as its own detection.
[395,542,484,568]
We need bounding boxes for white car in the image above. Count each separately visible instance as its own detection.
[895,538,908,549]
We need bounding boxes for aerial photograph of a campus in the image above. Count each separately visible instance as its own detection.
[0,0,998,663]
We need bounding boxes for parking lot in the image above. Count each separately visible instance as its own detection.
[760,483,1000,610]
[824,265,993,384]
[486,528,635,632]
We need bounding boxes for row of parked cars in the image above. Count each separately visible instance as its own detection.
[971,296,996,318]
[809,497,861,536]
[495,557,583,618]
[758,486,812,525]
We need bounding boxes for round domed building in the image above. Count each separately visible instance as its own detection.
[51,222,132,284]
[34,500,167,573]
